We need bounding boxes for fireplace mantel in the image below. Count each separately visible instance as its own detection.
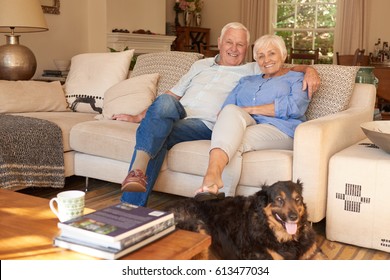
[107,33,176,54]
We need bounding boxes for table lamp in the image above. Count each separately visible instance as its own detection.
[0,0,48,80]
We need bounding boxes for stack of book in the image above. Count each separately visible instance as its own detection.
[53,203,175,259]
[40,69,69,82]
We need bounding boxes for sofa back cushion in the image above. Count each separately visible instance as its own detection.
[96,73,160,120]
[0,80,68,113]
[64,50,134,114]
[305,64,359,120]
[130,51,204,95]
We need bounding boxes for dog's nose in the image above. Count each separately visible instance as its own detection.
[288,211,298,221]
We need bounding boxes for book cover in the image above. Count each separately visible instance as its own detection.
[43,69,69,76]
[54,226,176,260]
[60,217,175,250]
[37,75,66,82]
[57,203,174,243]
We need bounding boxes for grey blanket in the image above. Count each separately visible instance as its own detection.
[0,114,65,190]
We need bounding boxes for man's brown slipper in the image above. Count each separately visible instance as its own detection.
[121,169,147,192]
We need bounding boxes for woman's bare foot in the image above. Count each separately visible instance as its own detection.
[196,184,220,195]
[194,171,225,201]
[194,183,225,201]
[194,148,227,201]
[195,171,224,194]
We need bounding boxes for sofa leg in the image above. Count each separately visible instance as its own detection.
[85,177,89,192]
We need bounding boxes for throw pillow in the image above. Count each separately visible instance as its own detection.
[96,73,159,120]
[305,65,359,120]
[130,51,203,95]
[64,50,134,114]
[0,80,68,113]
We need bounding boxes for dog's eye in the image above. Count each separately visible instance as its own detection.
[295,197,302,203]
[276,197,284,205]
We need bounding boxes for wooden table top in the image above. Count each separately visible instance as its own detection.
[0,189,211,260]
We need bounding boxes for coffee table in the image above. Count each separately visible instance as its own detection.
[0,189,211,260]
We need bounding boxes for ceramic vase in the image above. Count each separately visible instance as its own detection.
[195,12,202,27]
[184,11,192,26]
[355,66,379,88]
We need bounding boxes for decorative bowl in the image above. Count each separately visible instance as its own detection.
[360,121,390,154]
[53,59,71,71]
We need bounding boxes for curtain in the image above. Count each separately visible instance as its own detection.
[240,0,271,61]
[334,0,369,55]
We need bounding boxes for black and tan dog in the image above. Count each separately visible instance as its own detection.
[168,180,326,260]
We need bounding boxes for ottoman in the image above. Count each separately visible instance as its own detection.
[326,139,390,253]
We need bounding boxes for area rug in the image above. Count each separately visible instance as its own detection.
[316,235,390,260]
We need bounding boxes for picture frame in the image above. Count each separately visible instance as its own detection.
[41,0,60,15]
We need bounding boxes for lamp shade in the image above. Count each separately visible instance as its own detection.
[0,0,48,33]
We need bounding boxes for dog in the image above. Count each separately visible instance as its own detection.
[167,180,326,260]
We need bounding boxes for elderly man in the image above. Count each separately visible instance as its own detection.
[113,22,320,206]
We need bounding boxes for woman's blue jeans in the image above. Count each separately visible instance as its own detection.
[121,94,212,206]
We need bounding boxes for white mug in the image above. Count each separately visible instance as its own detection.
[49,190,85,222]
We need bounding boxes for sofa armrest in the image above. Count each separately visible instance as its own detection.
[292,83,376,222]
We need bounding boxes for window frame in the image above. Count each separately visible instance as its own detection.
[270,0,337,63]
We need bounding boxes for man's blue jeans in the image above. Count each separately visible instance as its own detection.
[121,94,212,206]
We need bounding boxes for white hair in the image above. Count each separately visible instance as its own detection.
[252,34,287,61]
[219,22,250,45]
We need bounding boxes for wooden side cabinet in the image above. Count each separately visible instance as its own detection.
[371,63,390,119]
[174,26,210,53]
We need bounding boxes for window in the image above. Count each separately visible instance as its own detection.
[272,0,337,64]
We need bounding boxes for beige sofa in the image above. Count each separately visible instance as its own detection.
[1,51,376,223]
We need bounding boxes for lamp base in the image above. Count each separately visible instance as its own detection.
[0,35,37,81]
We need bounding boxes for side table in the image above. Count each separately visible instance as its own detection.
[326,139,390,253]
[174,26,210,53]
[371,62,390,119]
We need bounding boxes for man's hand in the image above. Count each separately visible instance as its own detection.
[112,113,144,123]
[290,65,321,98]
[302,67,320,98]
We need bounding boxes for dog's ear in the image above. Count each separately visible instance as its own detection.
[252,184,269,203]
[260,183,270,192]
[295,179,303,195]
[258,184,272,203]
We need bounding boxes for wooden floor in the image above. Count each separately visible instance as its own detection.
[18,176,184,212]
[17,175,390,260]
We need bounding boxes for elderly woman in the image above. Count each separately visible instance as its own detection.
[195,34,311,201]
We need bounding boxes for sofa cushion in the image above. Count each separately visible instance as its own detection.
[0,81,68,113]
[239,150,293,187]
[167,140,211,176]
[64,50,134,114]
[305,65,359,120]
[70,120,138,162]
[96,73,159,120]
[167,141,293,186]
[130,51,203,95]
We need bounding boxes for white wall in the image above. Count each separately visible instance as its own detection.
[87,0,107,53]
[107,0,166,35]
[19,0,166,78]
[366,0,390,54]
[21,0,89,77]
